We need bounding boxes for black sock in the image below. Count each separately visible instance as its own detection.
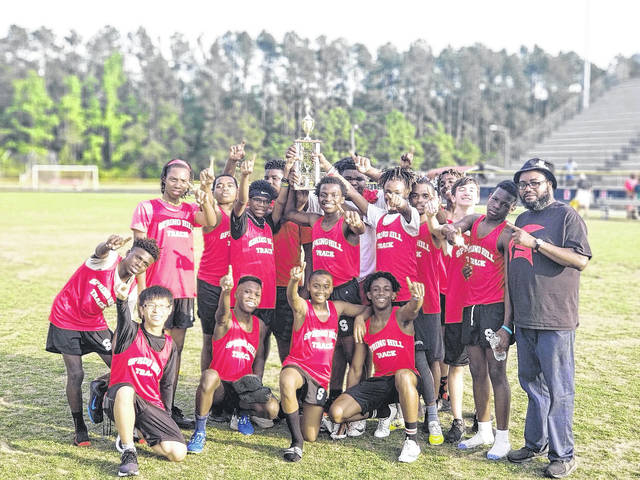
[372,405,391,419]
[72,411,86,432]
[405,421,418,440]
[285,410,304,448]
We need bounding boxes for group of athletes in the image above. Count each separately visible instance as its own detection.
[46,142,544,477]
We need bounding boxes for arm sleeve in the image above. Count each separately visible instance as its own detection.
[130,200,153,233]
[563,209,592,258]
[113,299,141,355]
[401,206,421,236]
[86,250,120,271]
[230,209,249,240]
[159,345,178,412]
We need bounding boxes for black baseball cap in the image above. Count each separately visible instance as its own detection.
[513,158,557,189]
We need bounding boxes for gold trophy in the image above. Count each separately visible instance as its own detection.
[293,99,322,190]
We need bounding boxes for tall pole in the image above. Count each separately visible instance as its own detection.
[582,0,591,109]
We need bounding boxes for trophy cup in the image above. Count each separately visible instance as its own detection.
[293,99,322,190]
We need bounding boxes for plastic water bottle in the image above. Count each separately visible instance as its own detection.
[485,328,506,361]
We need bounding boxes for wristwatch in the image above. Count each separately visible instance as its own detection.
[534,238,545,252]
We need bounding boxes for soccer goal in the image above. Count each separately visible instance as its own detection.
[30,164,99,191]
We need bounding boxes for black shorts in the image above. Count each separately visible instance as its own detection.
[271,286,294,342]
[444,321,469,366]
[330,278,361,338]
[103,383,185,446]
[45,323,113,356]
[462,303,513,348]
[282,365,328,407]
[439,293,446,326]
[345,372,418,416]
[164,298,195,330]
[254,308,274,328]
[197,279,221,335]
[414,311,444,362]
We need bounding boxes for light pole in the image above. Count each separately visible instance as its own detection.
[489,124,511,168]
[350,124,359,152]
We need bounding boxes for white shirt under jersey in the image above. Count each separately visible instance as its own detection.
[307,190,386,280]
[86,250,139,314]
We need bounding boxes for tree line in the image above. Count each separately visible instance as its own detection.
[2,24,636,178]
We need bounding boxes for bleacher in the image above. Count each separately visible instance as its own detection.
[522,78,640,187]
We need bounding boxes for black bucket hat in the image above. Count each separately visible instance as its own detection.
[513,158,557,189]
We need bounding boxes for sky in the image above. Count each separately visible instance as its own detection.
[2,0,638,68]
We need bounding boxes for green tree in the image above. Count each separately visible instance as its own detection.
[102,52,130,168]
[81,75,105,166]
[4,70,59,163]
[57,75,85,163]
[378,110,422,166]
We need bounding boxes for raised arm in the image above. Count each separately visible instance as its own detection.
[233,155,254,217]
[396,277,425,327]
[287,263,309,330]
[353,154,382,182]
[194,160,221,228]
[94,234,131,258]
[213,266,234,338]
[223,141,246,176]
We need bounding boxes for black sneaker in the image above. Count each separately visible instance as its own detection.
[507,445,549,463]
[73,429,91,447]
[544,458,577,478]
[118,449,139,477]
[88,379,108,424]
[444,419,465,443]
[171,405,195,429]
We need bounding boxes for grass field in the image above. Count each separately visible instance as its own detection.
[1,192,639,480]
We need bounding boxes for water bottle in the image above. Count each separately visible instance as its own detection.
[485,328,506,361]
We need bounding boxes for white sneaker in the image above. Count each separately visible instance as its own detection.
[374,404,397,438]
[330,423,347,440]
[347,420,366,437]
[398,437,421,463]
[230,413,239,431]
[251,416,274,429]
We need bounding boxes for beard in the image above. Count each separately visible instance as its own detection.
[521,187,552,211]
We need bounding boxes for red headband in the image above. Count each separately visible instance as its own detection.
[167,158,191,170]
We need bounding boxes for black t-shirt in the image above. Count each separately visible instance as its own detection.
[114,299,178,411]
[230,209,278,240]
[507,202,592,331]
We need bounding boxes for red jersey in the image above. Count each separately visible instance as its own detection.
[416,223,441,314]
[50,252,132,331]
[444,232,470,324]
[375,215,418,302]
[364,308,417,377]
[131,199,200,298]
[311,216,359,287]
[274,221,302,287]
[229,218,276,309]
[210,312,260,381]
[438,220,452,295]
[465,216,507,306]
[282,301,338,389]
[109,328,173,410]
[198,207,231,286]
[300,226,312,245]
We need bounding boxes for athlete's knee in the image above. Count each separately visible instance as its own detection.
[279,371,297,397]
[303,429,318,443]
[395,370,415,391]
[329,403,345,424]
[200,369,220,393]
[66,367,84,386]
[163,442,187,462]
[114,385,135,405]
[488,362,508,386]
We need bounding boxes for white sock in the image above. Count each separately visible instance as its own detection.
[458,421,494,449]
[487,429,510,460]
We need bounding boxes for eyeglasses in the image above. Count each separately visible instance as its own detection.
[143,303,172,311]
[517,179,547,190]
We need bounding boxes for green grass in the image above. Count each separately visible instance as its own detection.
[1,192,639,479]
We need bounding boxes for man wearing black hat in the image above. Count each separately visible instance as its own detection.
[495,158,591,478]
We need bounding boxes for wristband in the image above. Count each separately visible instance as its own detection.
[501,324,513,335]
[281,179,289,186]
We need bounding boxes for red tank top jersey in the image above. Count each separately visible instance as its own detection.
[50,255,126,331]
[300,226,312,245]
[109,328,173,410]
[444,233,470,324]
[282,301,338,389]
[416,223,441,314]
[210,312,260,381]
[229,218,276,309]
[364,308,417,377]
[198,207,231,286]
[375,215,418,302]
[131,199,199,298]
[465,216,507,306]
[311,216,359,287]
[274,221,301,287]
